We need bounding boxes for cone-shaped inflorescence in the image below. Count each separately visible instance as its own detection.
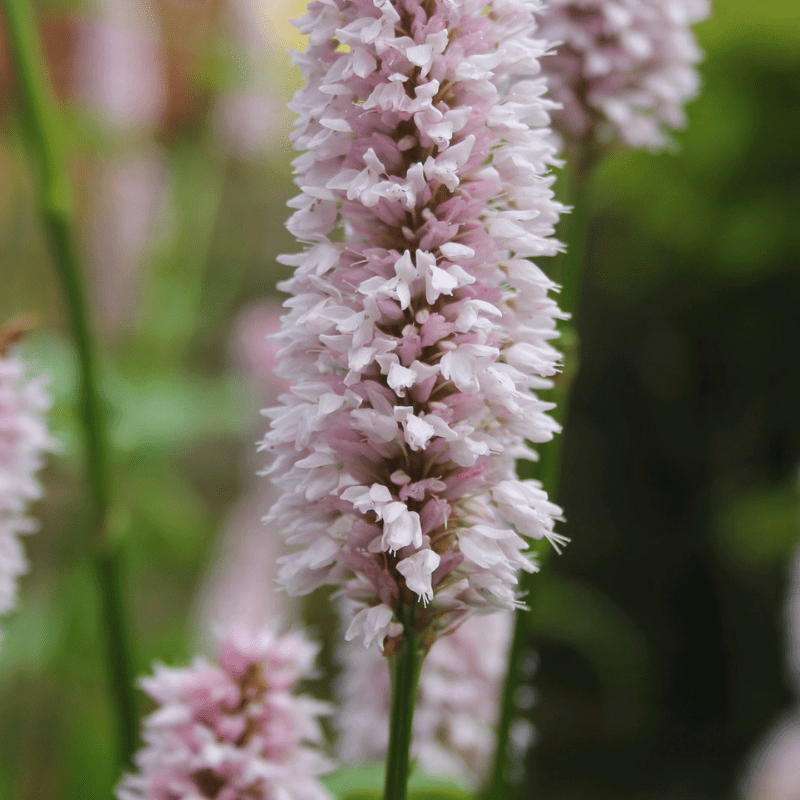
[263,0,567,651]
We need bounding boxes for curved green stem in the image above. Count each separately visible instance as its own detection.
[384,602,424,800]
[484,158,595,800]
[2,0,137,766]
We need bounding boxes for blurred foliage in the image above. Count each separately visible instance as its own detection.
[527,0,800,798]
[715,481,800,570]
[0,0,799,798]
[528,573,651,737]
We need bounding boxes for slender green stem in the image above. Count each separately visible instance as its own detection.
[484,601,533,799]
[94,549,137,762]
[484,159,595,800]
[2,0,138,766]
[538,166,591,500]
[384,602,424,800]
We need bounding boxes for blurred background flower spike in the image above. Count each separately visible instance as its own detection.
[0,316,56,650]
[0,0,138,768]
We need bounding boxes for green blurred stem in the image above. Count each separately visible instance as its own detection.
[1,0,137,766]
[384,602,424,800]
[539,162,591,497]
[484,158,594,800]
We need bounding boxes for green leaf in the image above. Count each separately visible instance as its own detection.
[409,788,475,800]
[18,333,250,459]
[105,367,248,456]
[408,770,474,799]
[322,763,382,800]
[714,482,800,568]
[322,764,475,800]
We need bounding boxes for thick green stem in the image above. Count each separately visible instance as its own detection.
[2,0,138,766]
[485,159,595,800]
[384,603,424,800]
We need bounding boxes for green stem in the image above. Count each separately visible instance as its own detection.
[384,603,424,800]
[2,0,138,766]
[538,164,591,500]
[484,158,595,800]
[484,602,533,799]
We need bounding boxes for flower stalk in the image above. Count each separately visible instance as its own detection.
[1,0,137,766]
[538,158,594,497]
[486,158,595,800]
[384,602,424,800]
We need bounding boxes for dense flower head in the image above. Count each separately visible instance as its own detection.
[0,332,54,643]
[263,0,566,649]
[118,628,333,800]
[537,0,709,150]
[336,609,513,788]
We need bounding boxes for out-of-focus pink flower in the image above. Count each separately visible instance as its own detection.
[230,301,293,404]
[193,301,294,648]
[84,152,168,332]
[118,627,333,800]
[213,0,289,156]
[73,0,169,333]
[0,325,55,644]
[192,486,290,649]
[743,716,800,800]
[336,609,514,789]
[215,91,285,157]
[537,0,709,151]
[741,546,800,800]
[263,0,565,650]
[73,0,166,132]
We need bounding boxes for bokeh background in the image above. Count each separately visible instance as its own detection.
[1,0,798,798]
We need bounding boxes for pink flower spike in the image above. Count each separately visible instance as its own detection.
[0,327,55,646]
[118,627,334,800]
[537,0,710,151]
[264,0,567,649]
